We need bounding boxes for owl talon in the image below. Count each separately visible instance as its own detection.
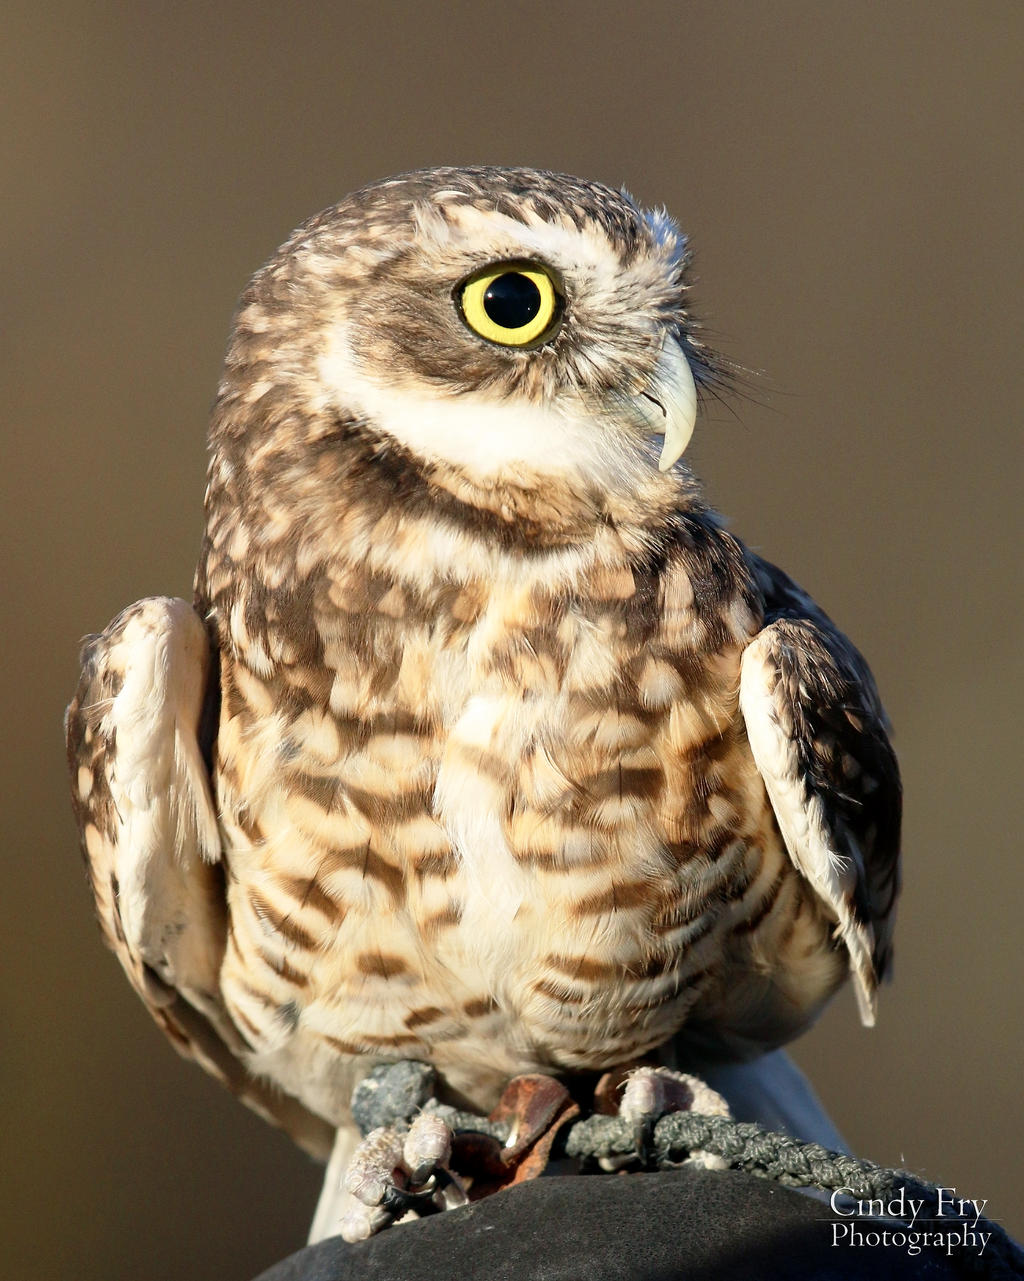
[631,1116,658,1169]
[380,1169,456,1217]
[605,1066,732,1171]
[340,1114,465,1240]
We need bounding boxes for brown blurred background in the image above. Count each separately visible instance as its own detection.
[3,3,1021,1278]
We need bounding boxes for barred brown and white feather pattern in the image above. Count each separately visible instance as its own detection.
[66,597,334,1156]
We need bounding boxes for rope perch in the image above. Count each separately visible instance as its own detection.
[351,1063,1023,1279]
[564,1111,1024,1280]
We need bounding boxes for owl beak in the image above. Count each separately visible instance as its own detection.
[642,339,698,472]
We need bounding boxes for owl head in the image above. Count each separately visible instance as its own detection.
[207,167,719,548]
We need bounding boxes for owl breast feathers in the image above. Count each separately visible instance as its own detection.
[67,166,900,1157]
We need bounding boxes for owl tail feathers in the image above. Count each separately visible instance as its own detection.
[830,908,879,1029]
[846,929,879,1029]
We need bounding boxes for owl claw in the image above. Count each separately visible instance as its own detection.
[600,1066,732,1172]
[340,1114,466,1242]
[630,1115,658,1169]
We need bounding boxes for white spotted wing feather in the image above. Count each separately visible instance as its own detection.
[66,596,333,1155]
[740,562,902,1025]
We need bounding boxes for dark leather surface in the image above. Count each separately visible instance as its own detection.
[254,1168,963,1280]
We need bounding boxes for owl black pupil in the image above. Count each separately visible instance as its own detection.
[482,273,541,329]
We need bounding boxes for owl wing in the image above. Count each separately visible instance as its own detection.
[739,560,902,1025]
[66,596,333,1158]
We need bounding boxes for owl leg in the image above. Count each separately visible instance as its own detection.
[603,1066,731,1171]
[339,1113,468,1243]
[308,1124,362,1244]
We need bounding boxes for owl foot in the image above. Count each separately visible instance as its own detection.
[600,1065,731,1172]
[333,1065,583,1240]
[339,1113,468,1243]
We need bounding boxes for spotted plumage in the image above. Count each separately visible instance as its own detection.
[67,165,900,1221]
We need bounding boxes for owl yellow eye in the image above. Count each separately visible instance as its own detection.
[457,262,563,347]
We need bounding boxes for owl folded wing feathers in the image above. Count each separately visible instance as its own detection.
[66,596,333,1157]
[739,562,902,1026]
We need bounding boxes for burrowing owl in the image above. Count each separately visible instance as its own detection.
[67,165,900,1239]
